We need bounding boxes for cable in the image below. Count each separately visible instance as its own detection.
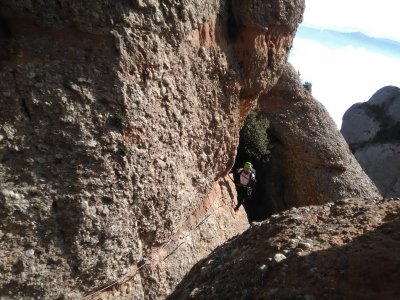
[82,186,231,300]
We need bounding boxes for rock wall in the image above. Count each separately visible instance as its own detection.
[87,175,249,300]
[341,86,400,198]
[258,64,381,210]
[0,1,304,299]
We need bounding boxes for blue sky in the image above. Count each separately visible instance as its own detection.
[289,0,400,128]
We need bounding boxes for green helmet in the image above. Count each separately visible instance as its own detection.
[244,162,252,169]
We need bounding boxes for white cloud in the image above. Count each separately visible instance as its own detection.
[303,0,400,42]
[289,37,400,128]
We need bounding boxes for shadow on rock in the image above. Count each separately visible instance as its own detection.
[168,211,400,299]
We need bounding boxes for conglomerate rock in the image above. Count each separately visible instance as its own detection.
[341,86,400,198]
[169,197,400,299]
[257,64,381,212]
[0,1,304,299]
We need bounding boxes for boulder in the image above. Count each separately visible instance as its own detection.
[341,86,400,197]
[257,64,380,211]
[169,198,400,299]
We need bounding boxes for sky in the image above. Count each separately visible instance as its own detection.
[289,0,400,128]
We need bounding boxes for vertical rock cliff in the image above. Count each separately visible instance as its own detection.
[0,1,304,298]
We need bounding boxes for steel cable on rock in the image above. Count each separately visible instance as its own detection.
[82,197,227,300]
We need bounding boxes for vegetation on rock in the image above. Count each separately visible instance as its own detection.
[235,108,270,168]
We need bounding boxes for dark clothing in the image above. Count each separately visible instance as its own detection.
[235,186,250,210]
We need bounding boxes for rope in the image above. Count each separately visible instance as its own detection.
[82,189,230,300]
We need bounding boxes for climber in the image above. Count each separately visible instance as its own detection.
[234,161,256,212]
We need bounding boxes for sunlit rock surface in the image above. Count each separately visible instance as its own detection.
[0,0,304,298]
[342,86,400,197]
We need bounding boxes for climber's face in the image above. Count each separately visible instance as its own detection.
[244,167,251,173]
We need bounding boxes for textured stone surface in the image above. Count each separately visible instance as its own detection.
[0,1,304,299]
[170,198,400,300]
[86,175,249,300]
[257,64,381,210]
[341,86,400,197]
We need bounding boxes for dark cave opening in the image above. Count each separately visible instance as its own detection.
[233,108,285,223]
[0,17,11,60]
[226,0,241,42]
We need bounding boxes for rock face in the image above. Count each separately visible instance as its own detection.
[257,64,380,212]
[95,176,249,300]
[169,198,400,300]
[0,1,305,299]
[341,86,400,198]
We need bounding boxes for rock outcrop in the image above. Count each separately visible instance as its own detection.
[169,198,400,299]
[0,1,305,299]
[341,86,400,198]
[257,64,380,212]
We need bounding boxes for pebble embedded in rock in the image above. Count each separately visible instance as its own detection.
[297,241,312,250]
[273,253,287,263]
[259,264,268,271]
